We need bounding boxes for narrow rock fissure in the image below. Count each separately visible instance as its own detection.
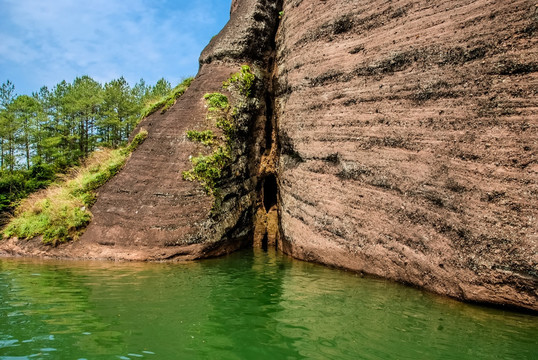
[253,0,283,250]
[264,92,274,151]
[261,233,268,251]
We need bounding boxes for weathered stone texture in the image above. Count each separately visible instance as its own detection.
[276,0,537,310]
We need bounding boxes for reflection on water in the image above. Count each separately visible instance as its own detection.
[0,249,536,359]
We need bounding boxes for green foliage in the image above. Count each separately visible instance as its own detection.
[4,195,92,245]
[183,90,234,196]
[182,146,231,195]
[223,65,256,97]
[0,76,191,216]
[186,130,216,146]
[127,128,148,152]
[216,117,235,139]
[140,101,165,119]
[183,66,255,202]
[183,67,252,199]
[3,128,148,244]
[152,78,172,98]
[160,97,176,114]
[100,76,138,149]
[172,77,193,97]
[141,77,194,118]
[203,92,229,112]
[0,163,55,212]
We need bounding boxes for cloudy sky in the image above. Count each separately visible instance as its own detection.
[0,0,231,95]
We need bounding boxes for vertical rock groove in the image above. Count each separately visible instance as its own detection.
[253,0,283,250]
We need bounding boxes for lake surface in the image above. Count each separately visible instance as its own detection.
[0,249,536,359]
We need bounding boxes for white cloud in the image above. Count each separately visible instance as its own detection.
[0,0,230,93]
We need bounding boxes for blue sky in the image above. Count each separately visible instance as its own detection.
[0,0,231,95]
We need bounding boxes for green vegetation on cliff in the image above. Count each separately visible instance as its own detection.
[182,66,255,199]
[222,65,256,97]
[186,130,217,146]
[141,77,193,118]
[182,92,234,195]
[204,92,229,112]
[2,73,193,244]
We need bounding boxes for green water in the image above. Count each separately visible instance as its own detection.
[0,250,536,360]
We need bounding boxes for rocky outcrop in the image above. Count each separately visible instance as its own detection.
[275,0,537,311]
[1,0,536,311]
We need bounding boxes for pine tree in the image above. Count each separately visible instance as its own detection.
[10,95,42,169]
[0,81,16,170]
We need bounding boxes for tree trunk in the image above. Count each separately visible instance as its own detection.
[26,139,30,170]
[8,135,13,173]
[0,138,4,169]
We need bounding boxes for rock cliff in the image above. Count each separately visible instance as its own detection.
[275,0,537,311]
[2,0,536,311]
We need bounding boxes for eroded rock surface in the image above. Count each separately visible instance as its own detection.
[275,0,537,311]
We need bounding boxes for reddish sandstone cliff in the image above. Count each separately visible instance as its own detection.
[275,0,537,310]
[1,0,536,311]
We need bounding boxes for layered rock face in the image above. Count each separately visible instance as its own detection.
[74,0,282,260]
[2,0,536,311]
[275,0,537,310]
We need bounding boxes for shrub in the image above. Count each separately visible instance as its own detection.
[182,146,231,195]
[223,65,255,97]
[204,92,229,112]
[216,117,235,139]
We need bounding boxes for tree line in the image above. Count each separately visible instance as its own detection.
[0,76,175,212]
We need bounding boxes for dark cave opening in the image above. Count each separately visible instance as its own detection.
[261,233,268,251]
[263,174,278,212]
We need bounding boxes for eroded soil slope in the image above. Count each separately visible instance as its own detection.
[276,0,537,310]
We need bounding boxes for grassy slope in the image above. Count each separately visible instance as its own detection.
[141,77,193,118]
[3,130,147,245]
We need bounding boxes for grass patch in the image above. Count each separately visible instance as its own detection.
[186,130,217,146]
[204,92,229,112]
[182,145,231,195]
[141,77,194,118]
[3,129,148,245]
